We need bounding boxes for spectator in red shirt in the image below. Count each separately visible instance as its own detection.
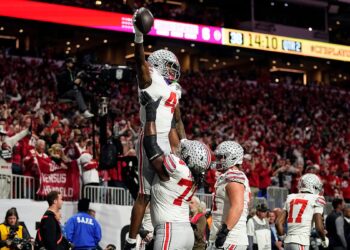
[258,159,272,198]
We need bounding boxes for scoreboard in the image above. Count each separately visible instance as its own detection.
[222,28,350,62]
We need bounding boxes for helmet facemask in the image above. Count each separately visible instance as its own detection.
[213,153,227,172]
[213,141,244,172]
[147,49,180,83]
[165,61,180,82]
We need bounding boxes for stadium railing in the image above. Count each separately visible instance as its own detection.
[196,193,212,209]
[84,185,134,205]
[0,174,35,199]
[0,176,324,213]
[267,186,288,209]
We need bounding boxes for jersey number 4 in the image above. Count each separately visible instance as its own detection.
[165,92,177,113]
[287,199,308,223]
[173,178,194,206]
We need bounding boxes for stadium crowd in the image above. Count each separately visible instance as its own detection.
[0,53,349,201]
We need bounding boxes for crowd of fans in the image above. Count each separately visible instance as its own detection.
[0,52,350,202]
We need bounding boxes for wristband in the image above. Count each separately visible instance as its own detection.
[134,33,144,44]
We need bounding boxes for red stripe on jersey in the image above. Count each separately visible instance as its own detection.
[228,244,236,250]
[227,171,244,176]
[226,172,245,177]
[163,158,173,173]
[226,174,245,181]
[317,200,326,205]
[316,197,326,205]
[167,155,177,171]
[163,222,171,250]
[138,131,145,194]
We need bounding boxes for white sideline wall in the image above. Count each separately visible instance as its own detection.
[0,199,132,249]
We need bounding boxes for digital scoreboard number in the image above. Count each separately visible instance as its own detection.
[282,40,302,52]
[228,31,302,53]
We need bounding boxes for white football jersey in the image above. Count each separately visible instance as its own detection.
[209,169,250,245]
[283,193,325,245]
[150,154,195,227]
[139,69,181,136]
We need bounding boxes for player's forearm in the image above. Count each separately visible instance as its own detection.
[135,43,146,67]
[135,44,151,89]
[315,222,326,240]
[175,120,186,140]
[276,223,284,236]
[174,105,186,139]
[276,211,286,236]
[144,121,162,161]
[314,214,326,240]
[225,205,243,230]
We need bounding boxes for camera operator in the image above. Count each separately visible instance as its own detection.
[57,57,94,119]
[0,207,31,250]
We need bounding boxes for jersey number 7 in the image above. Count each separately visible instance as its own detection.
[287,199,308,223]
[173,178,194,206]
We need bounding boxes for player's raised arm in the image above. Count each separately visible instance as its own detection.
[140,91,170,181]
[133,8,153,89]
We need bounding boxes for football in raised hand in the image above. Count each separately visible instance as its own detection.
[134,7,154,34]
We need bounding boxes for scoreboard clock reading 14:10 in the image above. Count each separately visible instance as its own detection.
[229,31,302,53]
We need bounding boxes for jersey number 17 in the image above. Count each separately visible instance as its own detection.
[287,199,308,223]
